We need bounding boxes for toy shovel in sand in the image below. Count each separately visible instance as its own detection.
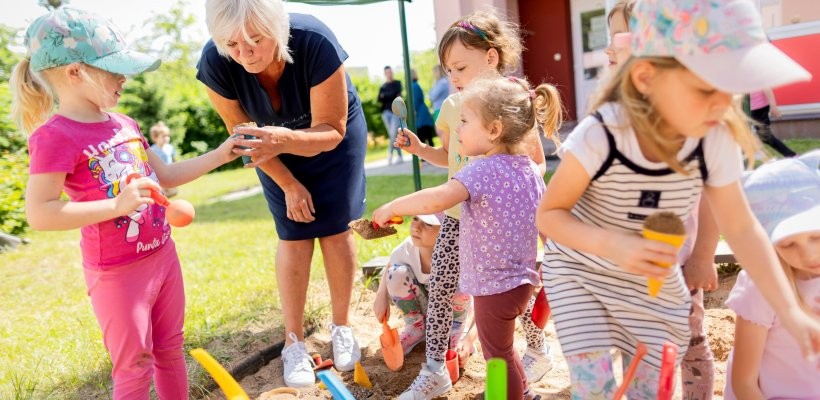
[349,216,403,240]
[380,318,404,371]
[657,342,679,400]
[613,342,648,400]
[190,348,250,400]
[485,358,507,399]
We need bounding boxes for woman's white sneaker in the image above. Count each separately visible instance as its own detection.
[281,332,315,388]
[330,324,361,372]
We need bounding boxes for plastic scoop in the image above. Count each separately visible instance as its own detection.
[126,173,195,227]
[531,286,551,330]
[379,318,404,371]
[642,212,686,297]
[657,342,679,400]
[485,358,507,399]
[349,216,403,240]
[391,96,407,130]
[613,342,648,400]
[316,369,355,400]
[190,348,249,400]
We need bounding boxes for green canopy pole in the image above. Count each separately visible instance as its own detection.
[397,0,421,191]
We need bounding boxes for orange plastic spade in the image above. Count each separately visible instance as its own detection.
[372,216,403,229]
[613,342,648,400]
[380,318,404,371]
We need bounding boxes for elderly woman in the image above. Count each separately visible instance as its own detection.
[196,0,366,388]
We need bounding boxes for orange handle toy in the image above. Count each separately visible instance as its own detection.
[372,216,403,229]
[613,342,648,400]
[125,173,195,227]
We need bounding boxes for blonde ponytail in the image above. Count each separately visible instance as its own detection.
[533,83,564,147]
[10,57,55,135]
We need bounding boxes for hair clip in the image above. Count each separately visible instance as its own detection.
[458,21,490,43]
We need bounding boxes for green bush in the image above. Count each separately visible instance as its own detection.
[351,74,387,139]
[0,150,29,236]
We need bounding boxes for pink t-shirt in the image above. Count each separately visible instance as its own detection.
[724,271,820,400]
[28,113,172,270]
[749,90,769,111]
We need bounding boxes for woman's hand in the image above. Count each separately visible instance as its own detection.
[232,125,292,168]
[282,181,315,223]
[116,176,160,216]
[395,128,422,154]
[372,202,397,228]
[602,232,678,280]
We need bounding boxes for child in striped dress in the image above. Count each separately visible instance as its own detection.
[536,0,820,398]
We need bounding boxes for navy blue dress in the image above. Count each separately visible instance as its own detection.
[197,14,367,240]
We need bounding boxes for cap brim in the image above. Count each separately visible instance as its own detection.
[88,49,161,75]
[771,205,820,244]
[678,42,811,93]
[417,214,442,225]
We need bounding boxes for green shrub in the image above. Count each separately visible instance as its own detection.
[351,75,387,138]
[0,150,29,236]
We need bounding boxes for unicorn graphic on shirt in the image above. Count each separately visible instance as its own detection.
[88,141,155,243]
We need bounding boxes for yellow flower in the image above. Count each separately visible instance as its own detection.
[695,17,709,37]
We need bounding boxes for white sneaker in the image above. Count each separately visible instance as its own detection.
[398,363,453,400]
[281,332,315,388]
[330,324,361,372]
[522,344,554,383]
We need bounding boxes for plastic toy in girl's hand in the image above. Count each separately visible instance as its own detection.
[125,173,195,227]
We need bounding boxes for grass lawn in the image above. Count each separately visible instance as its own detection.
[783,138,820,155]
[0,168,447,399]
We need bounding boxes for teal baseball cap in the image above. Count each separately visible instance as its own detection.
[25,7,160,75]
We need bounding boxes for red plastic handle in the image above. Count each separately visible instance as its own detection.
[657,342,679,400]
[372,216,403,229]
[125,173,169,207]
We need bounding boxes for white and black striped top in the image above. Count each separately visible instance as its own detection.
[543,109,710,369]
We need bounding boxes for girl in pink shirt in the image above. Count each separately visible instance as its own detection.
[725,151,820,400]
[12,8,236,399]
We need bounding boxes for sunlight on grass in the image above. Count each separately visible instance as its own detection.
[1,168,452,398]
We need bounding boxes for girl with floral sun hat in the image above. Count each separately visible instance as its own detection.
[12,7,238,399]
[536,0,818,398]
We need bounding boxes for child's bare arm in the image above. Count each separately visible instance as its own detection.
[373,180,467,227]
[683,196,720,291]
[730,317,768,400]
[26,173,158,231]
[397,128,449,167]
[373,269,391,322]
[150,138,238,188]
[537,152,674,279]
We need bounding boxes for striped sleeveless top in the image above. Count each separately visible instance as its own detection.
[542,111,707,369]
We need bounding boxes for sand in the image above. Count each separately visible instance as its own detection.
[207,273,739,400]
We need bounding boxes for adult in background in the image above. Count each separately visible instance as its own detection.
[411,69,435,147]
[428,64,450,123]
[196,0,366,388]
[378,65,404,164]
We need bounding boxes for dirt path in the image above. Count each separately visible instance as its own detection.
[212,273,739,400]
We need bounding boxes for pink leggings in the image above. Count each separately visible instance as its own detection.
[83,242,188,399]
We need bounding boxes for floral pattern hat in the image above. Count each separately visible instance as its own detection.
[630,0,810,93]
[25,7,160,75]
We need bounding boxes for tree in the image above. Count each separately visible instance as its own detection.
[0,24,24,153]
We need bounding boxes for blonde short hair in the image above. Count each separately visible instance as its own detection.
[205,0,293,63]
